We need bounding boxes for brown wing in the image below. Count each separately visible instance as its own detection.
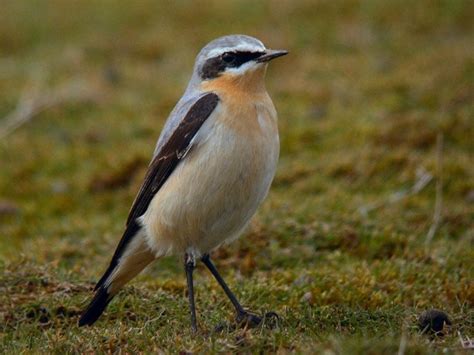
[94,92,219,290]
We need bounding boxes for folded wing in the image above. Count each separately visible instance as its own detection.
[78,92,219,326]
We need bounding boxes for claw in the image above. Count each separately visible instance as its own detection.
[213,311,281,333]
[236,311,262,328]
[236,311,281,329]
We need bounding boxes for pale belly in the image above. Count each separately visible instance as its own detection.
[140,115,279,257]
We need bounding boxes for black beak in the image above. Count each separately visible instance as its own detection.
[256,49,288,63]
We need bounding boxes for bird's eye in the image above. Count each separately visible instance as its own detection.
[222,52,236,63]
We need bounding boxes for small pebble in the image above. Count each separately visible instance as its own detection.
[300,291,314,304]
[418,309,451,335]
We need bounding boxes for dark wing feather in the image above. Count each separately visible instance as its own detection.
[94,92,219,290]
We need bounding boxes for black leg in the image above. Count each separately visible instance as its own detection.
[201,254,264,327]
[185,253,197,332]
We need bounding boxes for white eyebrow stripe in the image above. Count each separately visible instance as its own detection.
[206,44,266,58]
[225,61,263,75]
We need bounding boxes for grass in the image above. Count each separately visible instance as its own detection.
[0,0,473,353]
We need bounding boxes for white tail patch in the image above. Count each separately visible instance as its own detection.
[104,229,155,294]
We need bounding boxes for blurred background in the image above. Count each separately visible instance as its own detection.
[0,0,473,352]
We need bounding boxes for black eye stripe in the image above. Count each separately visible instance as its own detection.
[224,51,264,66]
[200,51,265,80]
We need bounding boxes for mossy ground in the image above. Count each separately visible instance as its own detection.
[0,1,473,353]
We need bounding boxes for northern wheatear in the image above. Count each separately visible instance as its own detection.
[79,34,287,331]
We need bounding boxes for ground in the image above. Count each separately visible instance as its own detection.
[0,1,473,353]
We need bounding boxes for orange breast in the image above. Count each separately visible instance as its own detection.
[200,67,277,137]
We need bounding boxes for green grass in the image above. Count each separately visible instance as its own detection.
[1,0,473,353]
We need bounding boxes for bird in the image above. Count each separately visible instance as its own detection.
[78,34,288,331]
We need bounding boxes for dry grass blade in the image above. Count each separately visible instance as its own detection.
[358,167,433,216]
[0,79,101,140]
[426,133,444,244]
[458,332,474,349]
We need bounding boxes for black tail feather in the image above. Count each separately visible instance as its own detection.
[78,286,113,326]
[94,223,140,291]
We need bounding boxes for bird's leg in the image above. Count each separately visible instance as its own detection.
[201,254,265,327]
[184,253,197,332]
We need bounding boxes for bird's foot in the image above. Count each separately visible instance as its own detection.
[213,311,280,333]
[236,310,262,327]
[236,310,280,329]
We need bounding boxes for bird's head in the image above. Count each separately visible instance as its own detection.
[192,35,287,93]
